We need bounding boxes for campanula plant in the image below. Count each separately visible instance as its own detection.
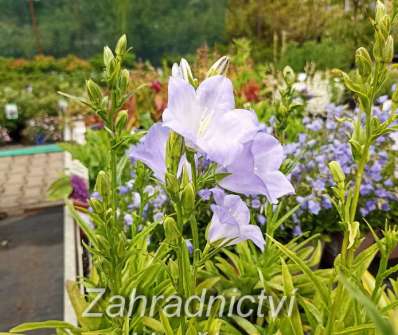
[7,2,398,334]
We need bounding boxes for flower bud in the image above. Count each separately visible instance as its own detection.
[115,110,128,132]
[164,216,179,241]
[165,172,180,200]
[329,161,345,184]
[96,171,110,198]
[103,46,114,68]
[355,47,372,78]
[283,66,296,85]
[181,183,195,218]
[86,79,102,105]
[179,58,197,86]
[206,56,230,77]
[373,31,386,61]
[166,132,185,175]
[379,16,391,39]
[115,34,127,57]
[375,1,387,24]
[180,163,190,189]
[120,69,130,93]
[383,35,394,63]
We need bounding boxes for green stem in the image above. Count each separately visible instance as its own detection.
[350,145,369,225]
[326,234,348,334]
[110,142,118,227]
[190,215,199,286]
[174,203,185,296]
[327,133,370,335]
[264,203,274,254]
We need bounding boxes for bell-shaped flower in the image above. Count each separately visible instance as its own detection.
[219,132,295,204]
[129,123,169,182]
[129,123,191,183]
[208,190,265,251]
[162,75,259,166]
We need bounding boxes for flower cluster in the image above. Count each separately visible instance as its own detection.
[288,95,398,233]
[129,59,294,250]
[117,172,168,228]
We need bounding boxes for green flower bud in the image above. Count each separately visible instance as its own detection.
[180,163,190,189]
[373,31,386,62]
[355,47,372,78]
[329,161,345,184]
[120,69,130,93]
[166,132,185,175]
[115,34,127,57]
[206,56,230,77]
[86,79,102,105]
[103,46,114,68]
[165,172,180,200]
[164,216,179,241]
[283,66,296,85]
[181,183,195,218]
[115,110,128,132]
[379,15,391,39]
[96,171,111,198]
[383,35,394,63]
[375,1,386,23]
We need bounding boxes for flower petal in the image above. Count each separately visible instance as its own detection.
[199,109,259,166]
[240,225,265,251]
[197,75,235,112]
[129,124,169,181]
[259,170,295,204]
[252,132,285,171]
[162,77,201,141]
[219,142,267,195]
[223,194,250,225]
[208,205,239,243]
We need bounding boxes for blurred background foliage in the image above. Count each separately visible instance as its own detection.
[0,0,227,64]
[0,0,393,70]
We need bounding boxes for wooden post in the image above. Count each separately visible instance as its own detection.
[28,0,43,54]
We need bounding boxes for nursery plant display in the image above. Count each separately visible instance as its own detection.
[0,56,91,145]
[6,2,398,334]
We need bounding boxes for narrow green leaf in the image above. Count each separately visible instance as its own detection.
[10,321,81,333]
[334,323,375,334]
[267,235,330,306]
[339,275,395,335]
[231,315,260,335]
[67,202,98,248]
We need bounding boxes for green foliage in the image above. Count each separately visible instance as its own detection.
[47,175,73,201]
[279,40,354,72]
[0,0,227,64]
[60,130,111,188]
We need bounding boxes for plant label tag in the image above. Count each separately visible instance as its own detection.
[5,103,18,120]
